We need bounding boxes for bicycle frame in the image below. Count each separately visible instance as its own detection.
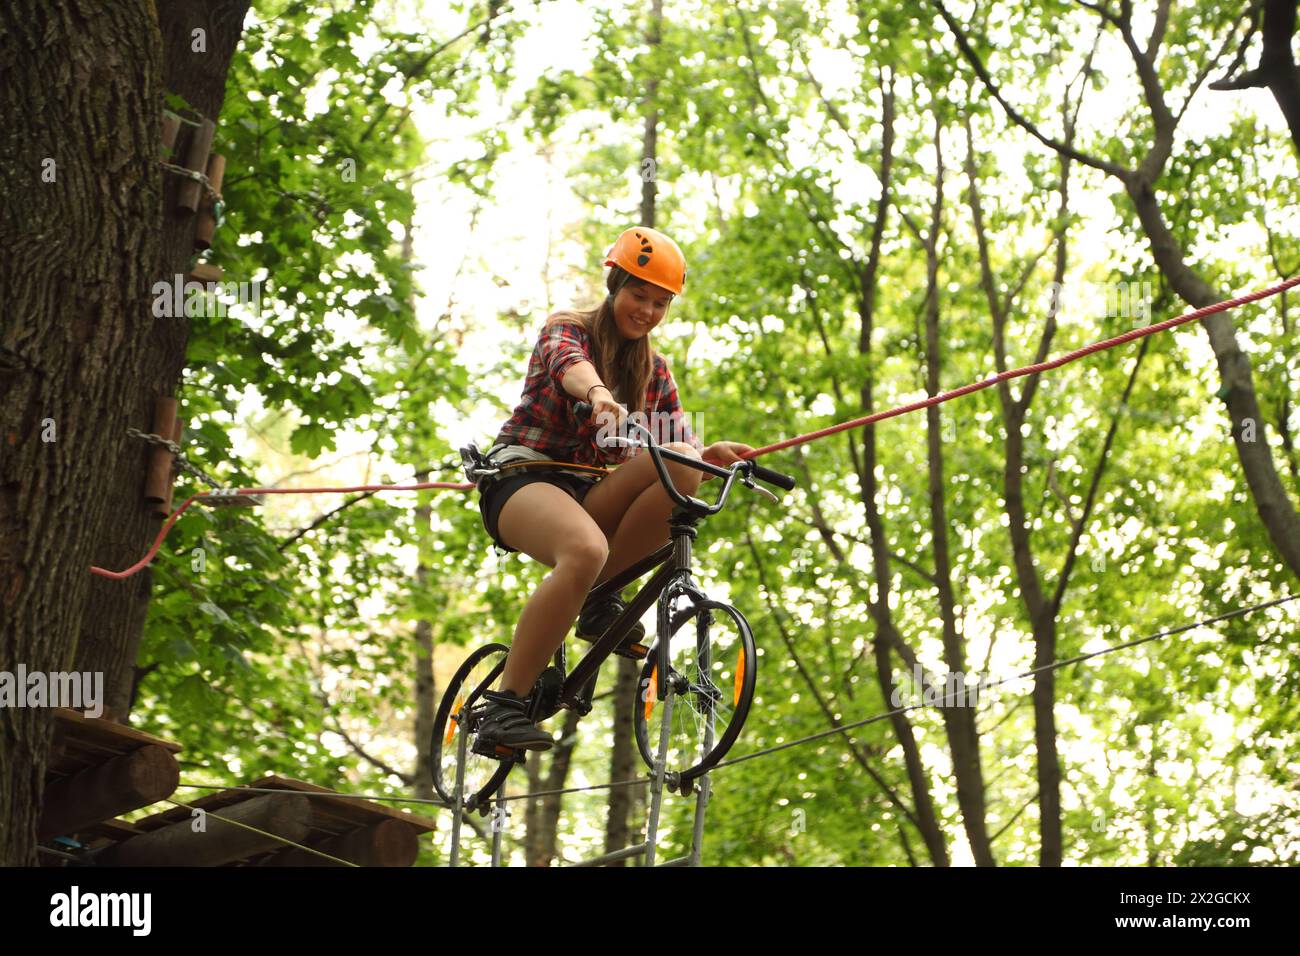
[442,416,795,851]
[551,425,760,713]
[456,453,744,737]
[556,503,712,713]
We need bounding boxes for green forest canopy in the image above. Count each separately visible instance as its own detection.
[126,0,1299,865]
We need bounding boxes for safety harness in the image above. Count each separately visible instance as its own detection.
[459,442,610,491]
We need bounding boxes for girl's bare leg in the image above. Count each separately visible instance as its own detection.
[491,443,704,696]
[493,482,610,695]
[580,442,704,587]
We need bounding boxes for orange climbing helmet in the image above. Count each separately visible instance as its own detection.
[603,226,686,295]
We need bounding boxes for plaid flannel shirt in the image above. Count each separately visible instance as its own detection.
[493,320,704,467]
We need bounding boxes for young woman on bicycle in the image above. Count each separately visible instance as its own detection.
[472,226,755,752]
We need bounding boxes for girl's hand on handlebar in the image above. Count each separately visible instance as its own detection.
[700,441,755,482]
[587,385,629,442]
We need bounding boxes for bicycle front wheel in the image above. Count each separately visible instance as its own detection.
[430,643,513,811]
[634,600,757,784]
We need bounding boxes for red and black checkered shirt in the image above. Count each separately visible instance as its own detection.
[493,320,704,467]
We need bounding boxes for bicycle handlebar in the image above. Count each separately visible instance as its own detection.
[573,400,797,515]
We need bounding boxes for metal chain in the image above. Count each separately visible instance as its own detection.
[126,426,222,489]
[174,455,223,488]
[126,425,181,456]
[158,161,220,203]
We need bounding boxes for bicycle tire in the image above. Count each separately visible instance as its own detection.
[430,643,514,811]
[633,599,757,784]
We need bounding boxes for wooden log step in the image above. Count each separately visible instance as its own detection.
[93,793,313,867]
[39,744,179,840]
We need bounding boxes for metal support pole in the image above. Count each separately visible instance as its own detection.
[571,841,651,867]
[490,785,507,866]
[684,672,718,866]
[687,772,711,866]
[449,723,469,867]
[643,684,676,867]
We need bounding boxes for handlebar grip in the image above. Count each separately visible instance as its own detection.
[750,461,797,491]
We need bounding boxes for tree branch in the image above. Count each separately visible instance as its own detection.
[929,0,1129,177]
[1209,2,1264,90]
[277,462,438,552]
[726,4,863,287]
[1174,12,1257,127]
[1210,0,1300,154]
[1146,0,1174,62]
[1049,338,1151,614]
[990,790,1040,844]
[359,1,518,144]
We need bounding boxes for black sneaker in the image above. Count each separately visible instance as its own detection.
[473,689,554,754]
[575,595,649,659]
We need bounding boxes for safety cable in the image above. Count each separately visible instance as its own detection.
[707,593,1298,771]
[173,593,1295,808]
[157,796,359,867]
[747,274,1300,457]
[175,782,453,808]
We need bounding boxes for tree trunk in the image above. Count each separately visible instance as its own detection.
[853,76,949,867]
[638,0,663,230]
[526,706,581,866]
[918,123,994,865]
[937,2,1300,583]
[603,657,641,862]
[0,0,166,866]
[73,0,253,720]
[411,556,436,800]
[600,0,664,863]
[1124,173,1300,579]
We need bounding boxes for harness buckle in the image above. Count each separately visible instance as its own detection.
[459,442,502,485]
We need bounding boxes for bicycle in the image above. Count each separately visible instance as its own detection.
[432,403,796,816]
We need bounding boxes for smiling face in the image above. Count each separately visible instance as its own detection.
[611,280,673,340]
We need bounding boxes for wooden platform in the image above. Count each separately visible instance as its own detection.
[47,706,183,777]
[39,710,437,867]
[40,707,183,849]
[89,775,439,867]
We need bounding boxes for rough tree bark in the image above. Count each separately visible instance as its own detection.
[1,0,165,866]
[71,0,252,722]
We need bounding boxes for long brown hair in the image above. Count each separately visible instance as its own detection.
[543,265,663,415]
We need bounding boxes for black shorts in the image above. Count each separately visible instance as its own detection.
[477,470,599,554]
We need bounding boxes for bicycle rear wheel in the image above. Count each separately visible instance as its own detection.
[634,599,757,785]
[431,643,513,811]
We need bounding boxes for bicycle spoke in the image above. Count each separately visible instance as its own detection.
[432,645,512,809]
[636,601,756,780]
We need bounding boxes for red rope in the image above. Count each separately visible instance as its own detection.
[744,275,1300,459]
[90,481,473,580]
[90,275,1298,578]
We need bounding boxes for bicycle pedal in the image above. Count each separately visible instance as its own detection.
[471,737,527,763]
[615,642,650,660]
